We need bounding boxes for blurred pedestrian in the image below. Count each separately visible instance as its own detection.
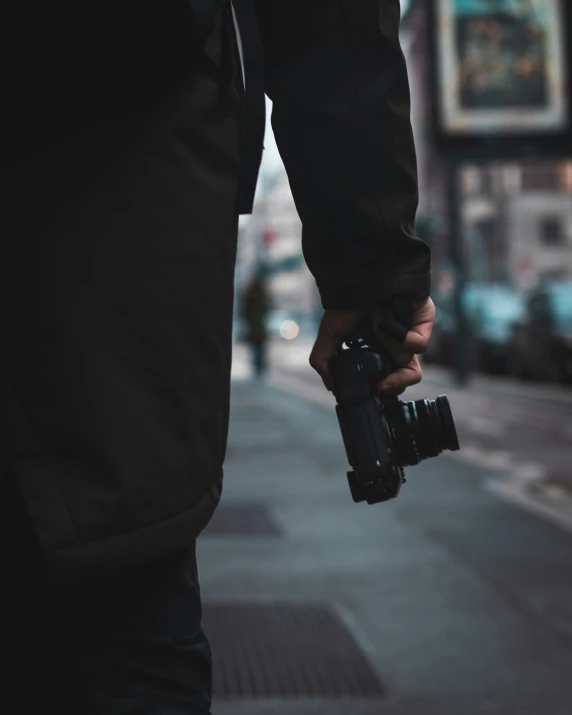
[241,272,271,378]
[2,2,434,713]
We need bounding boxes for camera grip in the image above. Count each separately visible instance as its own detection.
[336,395,398,487]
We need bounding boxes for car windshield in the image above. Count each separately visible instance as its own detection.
[464,288,524,324]
[480,295,525,322]
[551,285,572,330]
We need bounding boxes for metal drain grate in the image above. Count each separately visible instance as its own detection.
[204,504,282,536]
[203,603,385,698]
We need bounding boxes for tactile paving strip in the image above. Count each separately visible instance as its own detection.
[203,603,385,698]
[204,503,282,536]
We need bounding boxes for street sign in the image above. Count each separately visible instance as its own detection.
[261,228,277,245]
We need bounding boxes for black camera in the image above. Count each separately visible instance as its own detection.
[329,305,460,505]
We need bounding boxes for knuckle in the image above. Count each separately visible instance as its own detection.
[389,348,409,365]
[309,354,322,373]
[324,323,343,341]
[404,337,426,354]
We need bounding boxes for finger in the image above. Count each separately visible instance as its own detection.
[374,319,433,356]
[370,330,416,368]
[402,325,433,355]
[410,296,437,326]
[309,344,334,391]
[372,298,435,355]
[376,355,423,394]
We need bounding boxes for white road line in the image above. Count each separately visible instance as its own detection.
[446,444,529,476]
[510,463,548,484]
[484,450,514,471]
[463,413,506,437]
[485,477,572,535]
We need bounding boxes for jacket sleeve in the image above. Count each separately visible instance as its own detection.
[252,0,431,310]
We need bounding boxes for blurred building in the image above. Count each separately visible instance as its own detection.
[401,0,572,294]
[236,169,319,321]
[462,163,572,291]
[401,0,449,268]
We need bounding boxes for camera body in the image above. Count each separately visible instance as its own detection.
[330,337,460,505]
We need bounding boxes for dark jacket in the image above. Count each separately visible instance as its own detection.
[251,0,431,310]
[1,0,430,585]
[232,0,431,308]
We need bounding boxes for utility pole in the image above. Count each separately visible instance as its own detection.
[445,159,470,386]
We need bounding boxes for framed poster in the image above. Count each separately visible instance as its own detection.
[436,0,568,135]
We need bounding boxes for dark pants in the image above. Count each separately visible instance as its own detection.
[1,474,212,715]
[249,342,268,377]
[1,3,242,712]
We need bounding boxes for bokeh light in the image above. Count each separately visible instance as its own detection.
[280,320,300,340]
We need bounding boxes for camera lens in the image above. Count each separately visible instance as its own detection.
[389,395,460,466]
[435,396,460,452]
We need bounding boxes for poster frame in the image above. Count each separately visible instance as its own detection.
[425,0,572,161]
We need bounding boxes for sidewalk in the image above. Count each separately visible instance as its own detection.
[197,376,572,715]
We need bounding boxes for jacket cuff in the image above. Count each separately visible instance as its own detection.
[318,272,431,310]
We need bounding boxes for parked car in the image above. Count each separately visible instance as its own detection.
[427,283,525,374]
[507,281,572,383]
[470,289,526,373]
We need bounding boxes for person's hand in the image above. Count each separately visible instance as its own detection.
[309,297,435,395]
[370,297,435,395]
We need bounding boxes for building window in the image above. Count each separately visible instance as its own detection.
[540,268,568,282]
[538,217,566,246]
[521,164,563,192]
[479,169,493,196]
